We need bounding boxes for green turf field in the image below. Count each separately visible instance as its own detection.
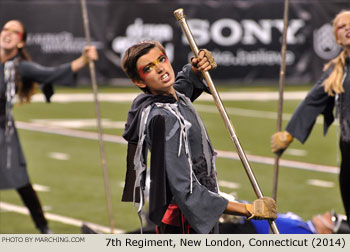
[0,85,343,234]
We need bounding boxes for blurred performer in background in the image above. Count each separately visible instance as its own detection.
[271,10,350,223]
[219,209,350,234]
[83,210,350,234]
[122,208,350,234]
[0,19,98,233]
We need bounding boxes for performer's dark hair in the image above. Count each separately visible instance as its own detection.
[122,40,166,93]
[13,20,38,103]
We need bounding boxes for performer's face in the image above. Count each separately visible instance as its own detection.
[134,47,175,96]
[0,20,24,51]
[335,13,350,48]
[311,212,333,234]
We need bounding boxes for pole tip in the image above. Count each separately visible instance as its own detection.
[174,8,185,21]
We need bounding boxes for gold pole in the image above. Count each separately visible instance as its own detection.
[174,8,279,234]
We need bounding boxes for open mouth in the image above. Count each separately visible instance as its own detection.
[3,36,11,43]
[161,73,169,81]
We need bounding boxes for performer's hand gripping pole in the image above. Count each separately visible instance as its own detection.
[174,8,279,234]
[80,0,115,233]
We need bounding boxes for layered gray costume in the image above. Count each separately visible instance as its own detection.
[285,57,350,222]
[286,59,350,143]
[123,64,228,234]
[0,59,75,190]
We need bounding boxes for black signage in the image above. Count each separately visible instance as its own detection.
[1,0,348,85]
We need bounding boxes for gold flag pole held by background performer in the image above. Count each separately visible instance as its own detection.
[174,8,280,234]
[80,0,115,233]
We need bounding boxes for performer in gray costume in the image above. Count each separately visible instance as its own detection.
[271,10,350,224]
[0,20,98,233]
[121,40,277,234]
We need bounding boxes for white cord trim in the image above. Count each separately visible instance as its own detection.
[155,102,194,193]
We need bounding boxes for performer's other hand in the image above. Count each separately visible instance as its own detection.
[245,197,277,220]
[82,45,99,64]
[71,45,98,72]
[271,131,293,153]
[191,49,217,74]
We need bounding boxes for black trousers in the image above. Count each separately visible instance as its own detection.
[339,140,350,223]
[17,183,48,229]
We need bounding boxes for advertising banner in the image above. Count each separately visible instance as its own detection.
[0,0,348,85]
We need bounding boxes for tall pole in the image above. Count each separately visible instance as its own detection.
[80,0,115,233]
[273,0,290,202]
[174,8,279,234]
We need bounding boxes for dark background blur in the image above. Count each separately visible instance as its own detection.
[1,0,349,85]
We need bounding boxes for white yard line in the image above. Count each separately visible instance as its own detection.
[16,121,126,144]
[218,180,240,189]
[29,91,307,103]
[0,202,124,234]
[199,91,307,101]
[16,121,339,174]
[30,93,138,103]
[307,179,334,188]
[32,184,51,192]
[217,150,339,174]
[194,104,326,125]
[48,152,70,161]
[28,92,322,124]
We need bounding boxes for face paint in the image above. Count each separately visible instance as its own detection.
[335,14,350,46]
[138,54,167,80]
[1,27,23,40]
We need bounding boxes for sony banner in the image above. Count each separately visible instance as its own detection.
[0,0,348,85]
